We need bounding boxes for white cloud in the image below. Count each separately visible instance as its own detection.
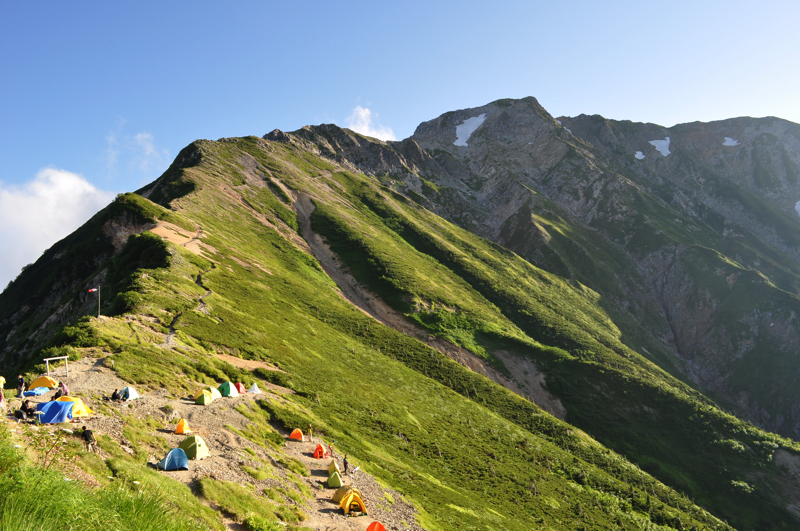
[134,132,170,175]
[0,168,115,290]
[344,106,396,141]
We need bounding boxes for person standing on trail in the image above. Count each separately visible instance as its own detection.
[343,454,349,475]
[308,424,313,442]
[82,426,96,453]
[328,443,335,457]
[17,375,25,397]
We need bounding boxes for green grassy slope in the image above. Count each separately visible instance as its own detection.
[2,133,800,529]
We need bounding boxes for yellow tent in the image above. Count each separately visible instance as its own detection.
[29,376,58,390]
[340,491,367,515]
[56,397,94,417]
[175,419,192,434]
[327,460,340,476]
[332,485,361,503]
[193,388,222,400]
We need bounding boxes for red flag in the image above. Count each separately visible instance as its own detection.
[88,288,98,293]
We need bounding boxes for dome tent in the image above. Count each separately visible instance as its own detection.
[248,383,262,394]
[175,419,192,434]
[28,376,58,390]
[120,387,140,401]
[327,470,343,488]
[179,434,210,460]
[157,448,189,471]
[234,382,247,394]
[195,390,213,405]
[56,397,94,417]
[288,428,304,441]
[332,486,362,503]
[218,382,239,397]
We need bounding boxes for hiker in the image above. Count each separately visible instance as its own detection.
[328,443,335,457]
[0,386,5,414]
[16,375,25,397]
[343,454,349,475]
[110,389,121,401]
[53,387,63,400]
[308,424,313,442]
[82,426,96,453]
[58,381,69,397]
[21,400,36,417]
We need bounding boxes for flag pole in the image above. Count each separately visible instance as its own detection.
[88,287,100,318]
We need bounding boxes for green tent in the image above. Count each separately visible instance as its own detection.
[218,381,239,397]
[327,470,343,488]
[195,390,213,405]
[179,434,210,460]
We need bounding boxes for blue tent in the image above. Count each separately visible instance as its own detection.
[157,448,189,471]
[36,401,73,424]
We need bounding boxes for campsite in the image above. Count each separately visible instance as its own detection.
[1,355,416,531]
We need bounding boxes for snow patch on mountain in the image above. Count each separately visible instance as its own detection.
[454,114,486,146]
[723,137,740,146]
[649,137,671,156]
[635,151,645,160]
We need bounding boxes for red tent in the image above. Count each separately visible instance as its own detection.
[235,382,247,394]
[289,428,304,441]
[313,444,325,459]
[366,522,386,531]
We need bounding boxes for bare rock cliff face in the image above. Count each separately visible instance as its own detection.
[302,98,800,440]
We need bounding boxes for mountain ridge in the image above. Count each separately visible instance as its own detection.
[3,98,800,529]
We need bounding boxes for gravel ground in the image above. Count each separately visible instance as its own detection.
[5,353,425,530]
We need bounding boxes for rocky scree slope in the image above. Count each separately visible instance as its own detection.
[299,97,800,445]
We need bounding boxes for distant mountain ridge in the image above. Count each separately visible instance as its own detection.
[304,97,800,440]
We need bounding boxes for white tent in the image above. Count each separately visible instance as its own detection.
[248,383,262,394]
[120,386,140,401]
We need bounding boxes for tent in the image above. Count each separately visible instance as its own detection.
[332,486,362,503]
[119,387,140,401]
[234,382,247,394]
[193,388,222,400]
[23,387,50,397]
[248,383,262,394]
[36,401,73,424]
[313,444,325,459]
[179,434,210,460]
[366,523,386,531]
[157,448,189,471]
[56,397,93,417]
[28,376,57,390]
[195,391,213,405]
[218,382,239,397]
[327,470,343,488]
[289,428,304,442]
[340,491,367,515]
[175,419,192,434]
[327,460,340,475]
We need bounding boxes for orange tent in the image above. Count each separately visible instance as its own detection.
[289,428,304,441]
[313,444,325,459]
[175,419,192,435]
[366,523,386,531]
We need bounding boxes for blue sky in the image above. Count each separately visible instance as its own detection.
[1,1,799,287]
